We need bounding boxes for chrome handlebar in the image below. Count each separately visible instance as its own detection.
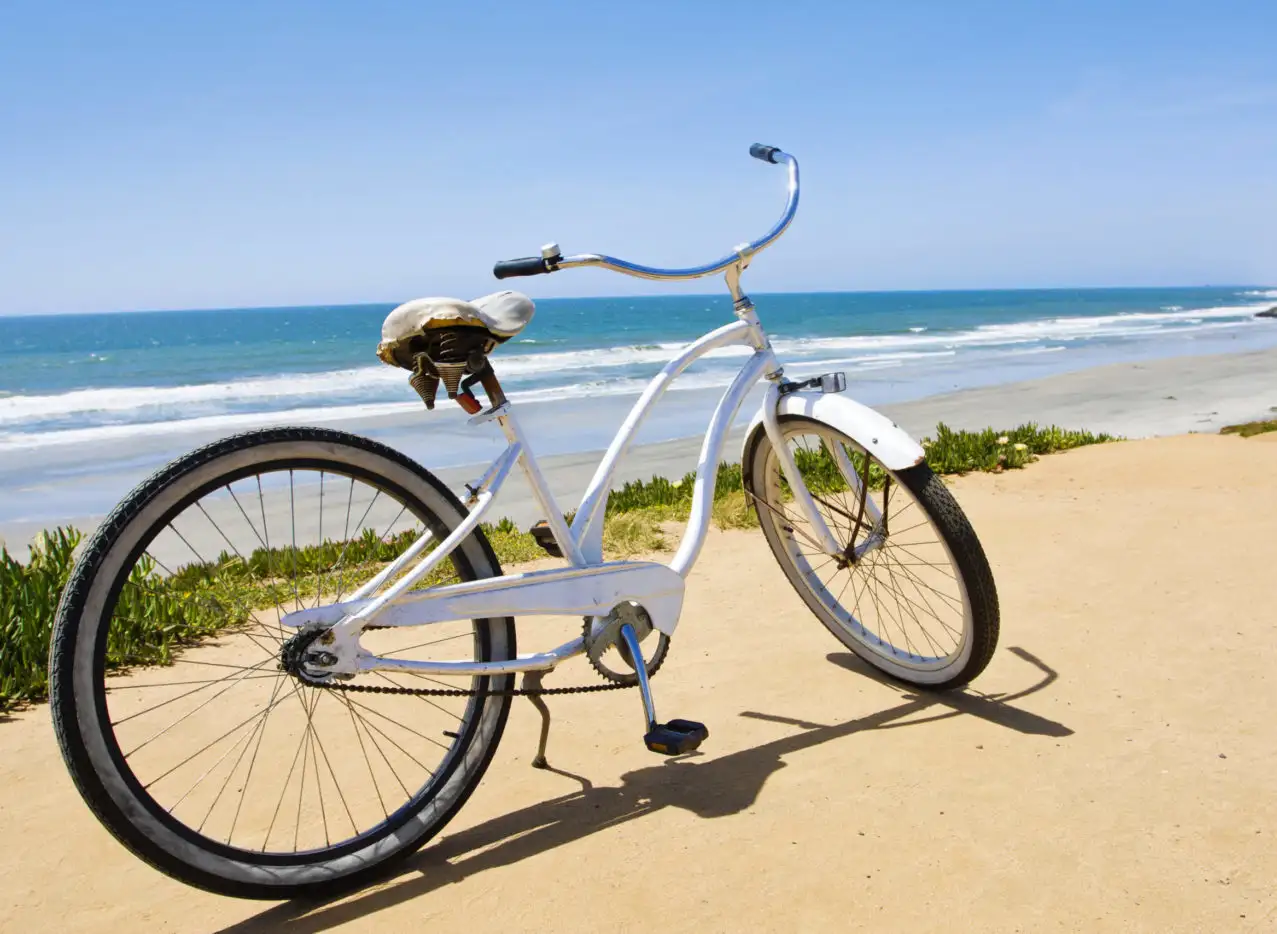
[492,144,799,282]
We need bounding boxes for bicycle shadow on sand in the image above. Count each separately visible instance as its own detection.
[219,646,1069,933]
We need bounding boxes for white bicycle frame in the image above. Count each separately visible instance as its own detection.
[280,146,924,680]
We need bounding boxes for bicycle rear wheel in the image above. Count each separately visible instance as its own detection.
[744,415,998,689]
[49,427,515,899]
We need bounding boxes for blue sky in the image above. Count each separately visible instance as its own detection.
[1,0,1274,315]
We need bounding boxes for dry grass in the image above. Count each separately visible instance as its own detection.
[1221,419,1277,438]
[602,512,669,556]
[712,490,760,530]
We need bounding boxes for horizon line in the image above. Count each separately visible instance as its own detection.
[1,282,1270,321]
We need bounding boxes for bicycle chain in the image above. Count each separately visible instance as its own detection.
[286,619,646,698]
[310,678,633,698]
[287,610,669,700]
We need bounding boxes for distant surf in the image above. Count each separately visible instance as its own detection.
[2,287,1276,452]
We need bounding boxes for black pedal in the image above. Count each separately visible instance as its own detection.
[529,520,563,558]
[644,719,709,756]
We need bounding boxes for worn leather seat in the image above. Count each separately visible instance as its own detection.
[381,290,533,345]
[376,290,535,371]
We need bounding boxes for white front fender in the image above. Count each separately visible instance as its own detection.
[741,391,926,472]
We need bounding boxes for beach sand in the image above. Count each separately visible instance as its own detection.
[4,345,1277,551]
[2,430,1276,931]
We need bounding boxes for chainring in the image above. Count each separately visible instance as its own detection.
[583,602,670,686]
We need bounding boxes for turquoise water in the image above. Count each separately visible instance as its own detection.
[2,286,1276,450]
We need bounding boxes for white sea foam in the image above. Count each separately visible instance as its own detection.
[0,350,971,452]
[0,302,1265,436]
[0,402,422,451]
[0,366,409,424]
[0,375,728,451]
[995,345,1068,357]
[771,303,1258,357]
[1241,289,1277,299]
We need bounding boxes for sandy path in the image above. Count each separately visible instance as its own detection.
[3,433,1277,932]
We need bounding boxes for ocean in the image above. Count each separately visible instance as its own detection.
[4,286,1277,444]
[2,286,1277,526]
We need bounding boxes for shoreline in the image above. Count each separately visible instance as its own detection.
[3,344,1276,549]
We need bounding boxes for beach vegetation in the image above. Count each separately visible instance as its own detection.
[0,422,1115,709]
[1220,419,1277,438]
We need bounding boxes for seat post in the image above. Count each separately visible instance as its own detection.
[456,362,508,413]
[477,367,508,408]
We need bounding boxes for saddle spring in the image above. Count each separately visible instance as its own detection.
[407,329,498,410]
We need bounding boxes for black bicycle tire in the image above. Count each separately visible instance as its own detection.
[49,426,516,899]
[744,414,999,690]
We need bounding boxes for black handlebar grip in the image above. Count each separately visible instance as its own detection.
[749,143,782,164]
[493,256,551,279]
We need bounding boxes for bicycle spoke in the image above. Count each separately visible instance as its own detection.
[309,692,360,838]
[878,550,949,657]
[108,673,280,691]
[336,477,355,600]
[227,484,269,552]
[288,470,302,612]
[372,671,466,721]
[121,576,282,650]
[169,523,210,569]
[341,690,390,819]
[198,674,286,835]
[327,489,382,585]
[309,715,329,848]
[866,552,963,641]
[293,688,318,851]
[334,693,413,798]
[341,694,449,756]
[142,680,295,791]
[349,709,436,781]
[881,545,965,609]
[866,549,922,657]
[375,504,409,547]
[883,516,933,539]
[255,474,291,638]
[113,656,276,729]
[195,500,247,566]
[166,708,265,817]
[263,696,312,852]
[869,548,929,657]
[378,630,472,657]
[875,551,965,639]
[315,470,325,609]
[859,551,898,649]
[882,541,958,580]
[230,677,301,845]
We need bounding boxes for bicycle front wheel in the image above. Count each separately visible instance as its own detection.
[744,415,999,689]
[49,427,515,899]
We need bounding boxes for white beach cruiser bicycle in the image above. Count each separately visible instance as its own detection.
[49,145,999,898]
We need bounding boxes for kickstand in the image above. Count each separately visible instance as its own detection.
[521,670,551,769]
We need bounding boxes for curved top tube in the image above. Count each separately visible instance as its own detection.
[493,145,799,283]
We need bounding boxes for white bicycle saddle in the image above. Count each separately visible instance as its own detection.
[379,291,535,348]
